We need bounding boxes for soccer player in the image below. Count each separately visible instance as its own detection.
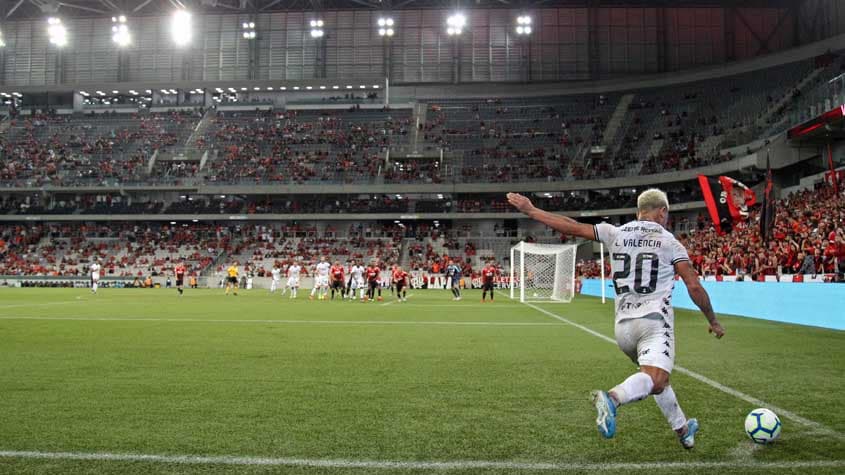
[287,261,302,299]
[311,257,331,300]
[330,260,345,300]
[365,260,381,302]
[507,189,725,449]
[393,266,409,302]
[175,261,186,296]
[445,260,462,301]
[89,259,101,294]
[270,264,282,293]
[481,261,498,302]
[225,262,239,296]
[349,260,366,301]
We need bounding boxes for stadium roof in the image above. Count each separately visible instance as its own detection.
[1,0,797,20]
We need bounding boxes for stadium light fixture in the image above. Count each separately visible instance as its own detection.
[319,85,326,90]
[377,17,394,37]
[0,29,6,48]
[111,15,131,47]
[309,19,324,38]
[171,10,192,46]
[111,90,119,94]
[446,12,466,36]
[292,86,300,90]
[266,87,273,91]
[47,17,67,47]
[79,91,89,96]
[515,15,532,36]
[242,21,256,40]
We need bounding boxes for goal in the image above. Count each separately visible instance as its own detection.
[509,242,577,303]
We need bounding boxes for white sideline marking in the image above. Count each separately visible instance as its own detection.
[0,450,842,471]
[522,302,845,440]
[381,293,414,306]
[0,300,83,310]
[0,316,560,327]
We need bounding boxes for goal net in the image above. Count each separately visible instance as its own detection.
[509,242,577,303]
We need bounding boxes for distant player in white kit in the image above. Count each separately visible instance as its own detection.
[311,257,331,301]
[89,259,101,294]
[286,261,302,299]
[270,264,282,293]
[508,189,724,449]
[348,260,366,301]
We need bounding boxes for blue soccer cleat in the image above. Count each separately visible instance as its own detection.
[679,418,699,449]
[591,390,617,439]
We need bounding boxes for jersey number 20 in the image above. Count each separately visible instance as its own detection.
[612,252,659,295]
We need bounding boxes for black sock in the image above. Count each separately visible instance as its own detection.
[482,291,487,300]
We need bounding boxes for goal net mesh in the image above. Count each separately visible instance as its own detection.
[509,242,577,303]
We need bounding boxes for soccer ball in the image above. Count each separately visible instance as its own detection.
[745,408,781,444]
[532,292,538,297]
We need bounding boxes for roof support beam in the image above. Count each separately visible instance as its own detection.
[6,0,26,18]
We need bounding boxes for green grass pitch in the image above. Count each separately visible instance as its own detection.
[0,287,843,474]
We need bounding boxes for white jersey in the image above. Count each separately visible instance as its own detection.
[350,265,365,281]
[595,220,689,325]
[315,261,330,277]
[287,265,302,279]
[90,263,101,279]
[271,268,281,281]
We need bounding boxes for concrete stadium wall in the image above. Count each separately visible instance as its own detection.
[580,278,845,331]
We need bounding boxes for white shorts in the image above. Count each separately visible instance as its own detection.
[315,276,329,287]
[614,313,675,374]
[287,277,300,287]
[91,274,100,282]
[350,277,363,290]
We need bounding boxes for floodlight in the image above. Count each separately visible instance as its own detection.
[47,17,67,47]
[171,10,192,46]
[446,13,466,36]
[310,18,324,38]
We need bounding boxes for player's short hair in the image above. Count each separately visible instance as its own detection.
[637,188,670,213]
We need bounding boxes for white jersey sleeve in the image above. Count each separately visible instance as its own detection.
[594,222,619,247]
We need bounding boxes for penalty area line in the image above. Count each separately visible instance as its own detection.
[0,450,843,471]
[521,301,845,440]
[0,316,561,327]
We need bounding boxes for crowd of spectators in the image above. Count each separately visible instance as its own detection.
[576,184,845,282]
[200,109,411,184]
[0,111,200,187]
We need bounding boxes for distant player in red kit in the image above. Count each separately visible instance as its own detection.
[365,260,381,302]
[481,261,499,302]
[330,260,346,300]
[393,266,409,302]
[175,262,187,296]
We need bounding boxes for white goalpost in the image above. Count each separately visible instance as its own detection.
[509,241,577,303]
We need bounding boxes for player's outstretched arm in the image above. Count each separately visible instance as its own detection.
[675,260,725,338]
[506,193,595,241]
